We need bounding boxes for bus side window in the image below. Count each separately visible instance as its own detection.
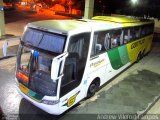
[134,27,141,39]
[110,34,116,48]
[129,28,134,41]
[124,28,134,43]
[145,25,150,35]
[141,26,146,37]
[140,24,154,38]
[110,29,122,48]
[104,33,110,50]
[96,31,107,52]
[91,34,98,56]
[148,24,154,35]
[120,30,124,45]
[91,31,108,57]
[123,29,130,44]
[141,24,154,37]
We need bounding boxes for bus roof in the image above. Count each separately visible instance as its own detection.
[27,16,154,34]
[92,16,141,23]
[27,20,91,35]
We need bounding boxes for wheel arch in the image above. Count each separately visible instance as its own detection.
[85,77,101,98]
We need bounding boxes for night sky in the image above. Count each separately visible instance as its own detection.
[93,0,160,14]
[94,0,160,8]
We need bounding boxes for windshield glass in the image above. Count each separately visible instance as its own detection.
[22,28,66,54]
[17,45,58,96]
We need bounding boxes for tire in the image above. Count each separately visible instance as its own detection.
[141,49,145,58]
[87,81,99,98]
[136,52,141,63]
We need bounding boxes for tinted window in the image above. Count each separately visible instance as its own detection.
[91,29,123,57]
[123,27,138,43]
[39,34,65,53]
[91,31,110,57]
[143,24,154,35]
[123,29,130,44]
[23,29,43,46]
[129,27,135,41]
[22,28,66,54]
[17,46,57,96]
[134,27,141,39]
[123,28,134,43]
[110,29,123,48]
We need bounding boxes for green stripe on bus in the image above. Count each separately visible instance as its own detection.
[107,45,130,70]
[107,48,123,70]
[28,90,43,101]
[118,45,130,65]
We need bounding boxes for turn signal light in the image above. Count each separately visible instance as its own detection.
[16,72,29,83]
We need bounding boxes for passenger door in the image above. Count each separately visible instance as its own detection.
[59,33,90,111]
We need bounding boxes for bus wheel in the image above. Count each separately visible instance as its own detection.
[87,80,99,98]
[141,49,145,58]
[136,52,141,63]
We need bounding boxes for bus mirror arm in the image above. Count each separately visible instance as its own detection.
[56,74,64,80]
[54,52,68,60]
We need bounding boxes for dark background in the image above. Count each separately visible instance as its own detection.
[3,0,160,19]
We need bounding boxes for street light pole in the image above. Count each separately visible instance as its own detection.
[0,0,5,37]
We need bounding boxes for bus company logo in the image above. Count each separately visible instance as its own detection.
[131,39,145,49]
[63,91,80,107]
[90,59,105,68]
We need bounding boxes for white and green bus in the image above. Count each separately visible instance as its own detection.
[15,16,154,115]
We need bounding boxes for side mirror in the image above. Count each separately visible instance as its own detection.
[51,52,68,80]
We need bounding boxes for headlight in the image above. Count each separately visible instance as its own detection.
[24,26,28,32]
[42,99,60,105]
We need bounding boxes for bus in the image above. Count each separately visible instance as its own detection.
[15,16,154,115]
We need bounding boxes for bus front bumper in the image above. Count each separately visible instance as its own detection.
[15,84,61,115]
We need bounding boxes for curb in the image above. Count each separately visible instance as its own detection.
[0,34,15,41]
[0,56,15,60]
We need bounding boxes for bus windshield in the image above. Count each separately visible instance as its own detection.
[16,45,58,96]
[22,28,66,54]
